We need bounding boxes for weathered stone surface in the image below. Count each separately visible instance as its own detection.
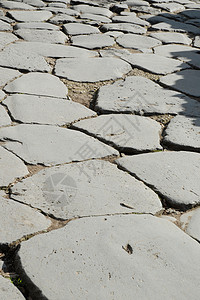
[80,13,111,23]
[11,161,162,219]
[104,30,124,38]
[151,20,200,34]
[8,10,52,22]
[14,29,68,44]
[180,208,200,242]
[73,114,162,153]
[0,67,21,87]
[0,191,51,244]
[49,13,76,24]
[96,76,200,116]
[112,14,149,26]
[4,94,96,125]
[194,36,200,48]
[15,214,200,300]
[116,151,200,208]
[63,22,100,35]
[124,0,150,6]
[181,9,200,19]
[153,2,185,12]
[0,19,12,31]
[73,4,113,18]
[121,53,189,75]
[0,275,24,299]
[117,34,161,50]
[150,32,192,45]
[44,7,79,16]
[130,5,161,14]
[0,32,18,50]
[0,90,5,101]
[0,125,118,165]
[18,0,45,7]
[160,69,200,97]
[4,72,68,98]
[0,0,34,10]
[72,34,115,49]
[0,146,28,187]
[55,57,132,82]
[0,105,11,127]
[101,23,146,34]
[14,22,59,31]
[163,115,200,151]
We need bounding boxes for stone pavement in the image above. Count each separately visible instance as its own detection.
[0,0,200,299]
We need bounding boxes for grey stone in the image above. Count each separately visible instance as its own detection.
[160,69,200,97]
[181,9,200,19]
[45,0,69,3]
[55,57,132,82]
[0,32,18,50]
[121,53,189,75]
[47,2,66,8]
[101,23,147,34]
[8,10,53,22]
[11,161,162,219]
[0,146,28,187]
[73,4,113,18]
[116,151,200,209]
[4,94,96,125]
[80,13,112,23]
[104,30,124,38]
[4,72,68,98]
[0,16,14,24]
[15,214,200,300]
[0,90,5,100]
[111,3,128,13]
[185,3,200,9]
[14,22,59,31]
[0,0,34,10]
[13,0,45,7]
[0,105,11,127]
[112,15,149,26]
[63,22,100,35]
[163,115,200,151]
[124,0,150,6]
[0,275,24,299]
[73,114,162,153]
[0,191,51,244]
[151,20,200,34]
[72,34,115,49]
[180,208,200,242]
[153,2,185,12]
[14,29,68,44]
[0,124,118,165]
[186,19,200,27]
[117,34,161,50]
[50,14,76,24]
[0,67,21,87]
[149,32,192,45]
[130,5,161,14]
[100,48,131,58]
[95,76,200,117]
[194,36,200,48]
[0,19,12,31]
[44,7,79,16]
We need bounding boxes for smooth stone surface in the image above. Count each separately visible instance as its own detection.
[55,57,132,82]
[163,115,200,151]
[150,32,192,45]
[0,146,28,187]
[15,214,200,300]
[0,105,11,127]
[153,2,185,12]
[0,125,118,165]
[63,22,100,35]
[101,23,146,34]
[0,32,18,50]
[11,161,162,219]
[73,114,162,153]
[100,47,131,58]
[73,4,113,18]
[0,67,21,87]
[15,0,45,7]
[0,191,51,244]
[0,0,34,10]
[0,19,12,31]
[14,29,68,44]
[50,13,76,24]
[116,151,200,208]
[117,34,161,50]
[80,13,112,23]
[160,69,200,97]
[121,53,189,75]
[4,94,96,125]
[112,14,149,26]
[8,10,53,22]
[4,73,68,98]
[181,9,200,19]
[180,208,200,242]
[151,20,200,34]
[96,76,200,116]
[0,275,24,299]
[71,34,115,49]
[14,22,59,31]
[194,36,200,48]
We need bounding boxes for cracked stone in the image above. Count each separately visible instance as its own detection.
[0,32,19,50]
[0,19,12,31]
[49,13,76,24]
[180,208,200,242]
[0,275,24,299]
[0,67,21,87]
[0,105,11,127]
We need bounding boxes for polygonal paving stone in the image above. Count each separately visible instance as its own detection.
[0,0,34,10]
[150,32,192,45]
[163,115,200,151]
[80,13,112,24]
[104,30,124,38]
[8,10,53,22]
[73,114,162,153]
[0,124,118,166]
[14,214,200,300]
[0,146,28,187]
[112,14,149,26]
[116,151,200,209]
[0,191,51,244]
[180,208,200,242]
[0,32,19,50]
[153,2,185,12]
[20,0,45,7]
[101,23,146,34]
[0,90,5,100]
[4,94,96,125]
[124,0,150,6]
[0,275,24,299]
[194,36,200,48]
[50,13,76,24]
[121,53,189,75]
[55,57,132,82]
[181,9,200,19]
[11,161,162,219]
[160,69,200,97]
[130,5,161,14]
[14,29,68,44]
[151,20,200,34]
[96,76,200,116]
[63,22,100,35]
[0,67,21,87]
[116,34,161,50]
[73,4,113,18]
[14,22,59,30]
[71,34,115,49]
[44,7,79,16]
[4,72,68,98]
[0,19,12,31]
[0,105,11,127]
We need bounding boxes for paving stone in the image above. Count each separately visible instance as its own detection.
[73,114,162,153]
[0,67,21,87]
[0,124,118,165]
[47,2,66,8]
[0,105,11,127]
[163,115,200,151]
[185,3,200,9]
[14,0,45,7]
[149,32,192,45]
[130,5,161,14]
[8,10,53,22]
[121,53,189,75]
[194,36,200,48]
[14,22,59,31]
[14,214,200,300]
[151,20,200,34]
[124,0,150,6]
[73,4,113,18]
[14,29,68,44]
[0,19,12,31]
[117,33,161,50]
[0,32,18,50]
[0,275,24,299]
[72,33,115,49]
[0,146,28,186]
[153,2,185,12]
[55,57,132,82]
[49,14,76,24]
[0,16,14,24]
[45,0,69,3]
[160,69,200,97]
[11,161,162,219]
[44,7,80,16]
[0,90,5,100]
[142,14,170,24]
[116,151,200,209]
[0,191,51,244]
[4,94,96,125]
[104,30,124,38]
[180,208,200,242]
[63,22,100,35]
[100,47,131,58]
[101,23,147,34]
[4,72,68,98]
[95,76,200,117]
[112,14,149,26]
[110,3,128,13]
[186,18,200,27]
[80,13,112,23]
[0,0,34,10]
[181,9,200,19]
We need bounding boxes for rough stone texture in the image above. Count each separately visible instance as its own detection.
[49,13,76,24]
[0,32,19,50]
[0,191,51,244]
[8,10,53,22]
[153,2,185,12]
[0,90,5,101]
[14,29,68,44]
[116,151,200,209]
[163,115,200,151]
[80,13,111,24]
[4,72,68,98]
[180,208,200,242]
[63,22,100,35]
[0,105,11,127]
[71,34,115,49]
[112,14,149,26]
[0,0,34,10]
[0,20,12,31]
[0,125,118,165]
[181,9,200,19]
[101,23,146,34]
[151,20,200,34]
[73,4,113,18]
[160,69,200,97]
[15,214,200,300]
[116,34,161,50]
[0,67,21,87]
[14,22,59,31]
[96,76,200,117]
[0,146,28,187]
[11,161,162,219]
[55,57,132,82]
[0,275,24,299]
[149,32,192,45]
[4,94,96,125]
[194,36,200,48]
